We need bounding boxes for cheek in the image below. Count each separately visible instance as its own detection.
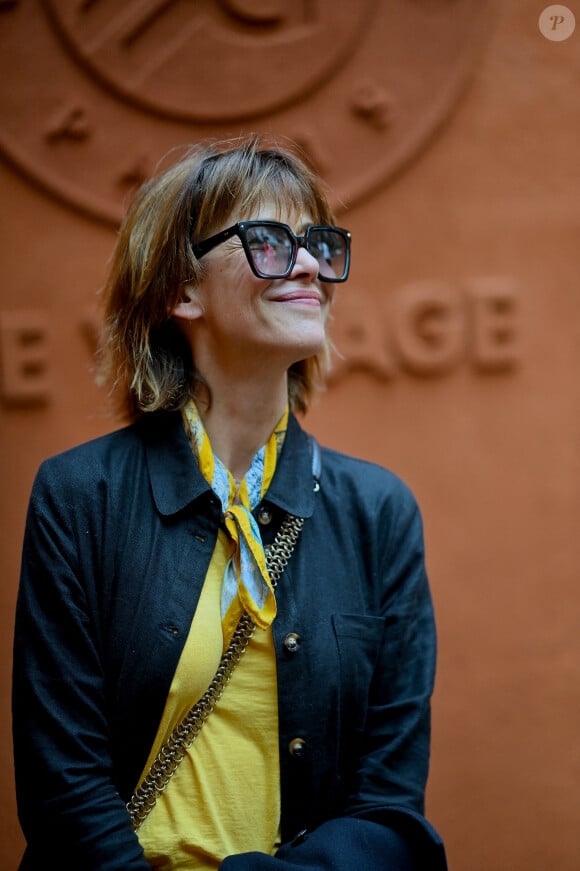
[215,253,264,291]
[321,289,336,320]
[207,268,269,326]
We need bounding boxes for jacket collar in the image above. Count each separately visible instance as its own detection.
[264,412,318,519]
[141,410,318,519]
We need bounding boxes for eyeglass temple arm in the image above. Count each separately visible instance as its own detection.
[193,225,240,258]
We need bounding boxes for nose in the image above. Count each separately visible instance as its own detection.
[290,244,320,281]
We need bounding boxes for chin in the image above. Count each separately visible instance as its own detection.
[288,341,326,364]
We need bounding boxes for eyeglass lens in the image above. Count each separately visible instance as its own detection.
[309,228,347,281]
[245,224,347,281]
[245,225,293,276]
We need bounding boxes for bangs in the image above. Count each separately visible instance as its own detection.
[236,168,331,226]
[192,142,334,238]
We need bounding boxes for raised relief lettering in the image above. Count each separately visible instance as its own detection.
[330,278,521,383]
[467,278,520,372]
[330,286,396,381]
[0,311,51,405]
[394,281,466,375]
[0,282,521,410]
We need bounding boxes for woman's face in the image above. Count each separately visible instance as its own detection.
[174,201,335,377]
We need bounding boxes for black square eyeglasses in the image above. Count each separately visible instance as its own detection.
[193,220,351,283]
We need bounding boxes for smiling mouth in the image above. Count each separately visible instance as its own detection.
[271,289,323,304]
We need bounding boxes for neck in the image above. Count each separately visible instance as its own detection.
[197,374,290,481]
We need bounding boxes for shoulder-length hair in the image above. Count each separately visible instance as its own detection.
[97,133,338,422]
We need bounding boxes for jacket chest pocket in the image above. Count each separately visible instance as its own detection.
[332,613,386,732]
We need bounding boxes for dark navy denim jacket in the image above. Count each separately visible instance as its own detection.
[13,411,446,870]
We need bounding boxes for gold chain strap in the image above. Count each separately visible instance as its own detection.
[126,512,305,830]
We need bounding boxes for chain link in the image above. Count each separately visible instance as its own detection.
[126,512,305,829]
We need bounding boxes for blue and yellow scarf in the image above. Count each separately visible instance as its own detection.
[182,399,288,648]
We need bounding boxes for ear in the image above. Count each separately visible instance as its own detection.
[171,285,203,321]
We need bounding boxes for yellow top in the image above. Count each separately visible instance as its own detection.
[136,529,281,869]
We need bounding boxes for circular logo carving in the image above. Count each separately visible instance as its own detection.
[44,0,375,121]
[0,0,495,225]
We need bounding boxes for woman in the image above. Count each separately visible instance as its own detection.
[12,135,447,870]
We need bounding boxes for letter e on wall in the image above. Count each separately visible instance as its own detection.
[0,310,52,405]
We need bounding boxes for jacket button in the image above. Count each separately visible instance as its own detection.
[257,506,273,525]
[283,632,301,653]
[288,737,306,758]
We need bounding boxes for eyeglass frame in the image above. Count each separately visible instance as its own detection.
[192,219,351,283]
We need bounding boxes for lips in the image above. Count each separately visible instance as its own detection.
[269,288,323,304]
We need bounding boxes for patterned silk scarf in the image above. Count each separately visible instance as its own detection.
[182,399,288,648]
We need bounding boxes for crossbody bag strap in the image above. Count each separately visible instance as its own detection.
[126,436,321,830]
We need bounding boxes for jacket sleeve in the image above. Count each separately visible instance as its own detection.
[12,459,151,871]
[220,813,445,870]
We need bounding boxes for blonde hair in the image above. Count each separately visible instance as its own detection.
[97,134,337,422]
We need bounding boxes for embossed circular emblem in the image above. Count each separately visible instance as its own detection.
[44,0,375,121]
[0,0,495,225]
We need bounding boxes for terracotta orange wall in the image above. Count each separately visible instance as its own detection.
[1,2,579,869]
